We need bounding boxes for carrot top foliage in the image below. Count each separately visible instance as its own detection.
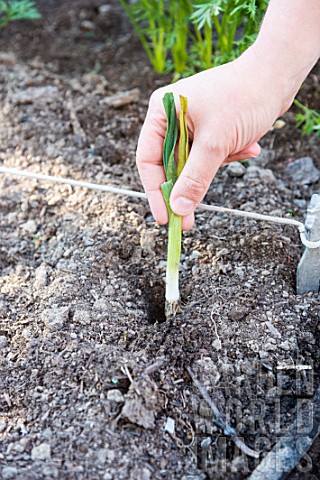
[0,0,41,29]
[119,0,269,76]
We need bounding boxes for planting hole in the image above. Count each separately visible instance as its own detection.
[145,283,166,324]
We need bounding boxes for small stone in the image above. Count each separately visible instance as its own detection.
[1,467,19,479]
[264,341,277,351]
[83,236,94,247]
[280,340,291,351]
[104,285,115,296]
[229,307,248,321]
[102,88,140,108]
[80,20,95,32]
[93,298,109,310]
[265,321,281,339]
[190,250,201,260]
[259,350,269,359]
[0,52,16,65]
[42,307,69,332]
[11,86,58,105]
[21,219,37,234]
[46,144,60,158]
[215,248,229,258]
[156,260,167,270]
[42,465,58,478]
[140,468,152,480]
[249,149,275,167]
[285,157,320,185]
[31,443,51,461]
[73,310,91,325]
[99,4,111,15]
[0,336,8,348]
[34,264,48,289]
[107,389,124,403]
[0,301,8,318]
[140,229,155,255]
[164,417,175,435]
[259,169,276,184]
[273,119,286,129]
[0,419,7,432]
[261,270,270,276]
[293,199,307,209]
[245,166,276,184]
[212,338,222,350]
[226,161,246,177]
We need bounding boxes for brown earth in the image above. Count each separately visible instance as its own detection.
[0,1,319,479]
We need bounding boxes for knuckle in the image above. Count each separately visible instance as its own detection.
[149,88,164,108]
[182,173,208,200]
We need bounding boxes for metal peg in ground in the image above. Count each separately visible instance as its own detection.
[297,194,320,294]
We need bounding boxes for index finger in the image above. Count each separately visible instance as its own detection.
[136,100,168,224]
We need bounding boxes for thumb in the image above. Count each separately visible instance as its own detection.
[170,137,225,216]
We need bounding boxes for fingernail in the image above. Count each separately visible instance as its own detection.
[171,196,195,216]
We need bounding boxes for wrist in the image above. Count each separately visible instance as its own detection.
[251,0,320,115]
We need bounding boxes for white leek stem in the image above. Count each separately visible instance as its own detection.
[165,213,182,305]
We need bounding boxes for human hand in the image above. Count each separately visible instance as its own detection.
[136,46,286,230]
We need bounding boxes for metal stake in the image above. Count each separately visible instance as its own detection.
[297,194,320,294]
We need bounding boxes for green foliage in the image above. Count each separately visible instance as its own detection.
[119,0,269,75]
[190,0,269,69]
[119,0,192,73]
[294,100,320,137]
[0,0,40,29]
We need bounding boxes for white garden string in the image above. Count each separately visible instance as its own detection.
[0,166,319,249]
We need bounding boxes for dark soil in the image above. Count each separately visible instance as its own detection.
[0,1,319,479]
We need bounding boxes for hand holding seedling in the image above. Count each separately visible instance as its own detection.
[137,0,320,230]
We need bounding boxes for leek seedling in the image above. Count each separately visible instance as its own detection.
[161,93,189,317]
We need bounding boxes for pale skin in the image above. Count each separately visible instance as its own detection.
[136,0,320,230]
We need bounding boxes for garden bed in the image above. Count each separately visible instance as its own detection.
[0,1,319,479]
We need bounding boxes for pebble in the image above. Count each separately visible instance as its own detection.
[107,389,124,403]
[140,229,155,255]
[31,443,51,461]
[190,250,201,260]
[80,20,95,32]
[0,52,16,65]
[11,86,58,105]
[73,310,91,325]
[265,321,281,339]
[102,88,140,108]
[93,299,109,310]
[261,270,270,276]
[293,199,307,209]
[249,148,275,167]
[264,341,277,351]
[104,285,115,296]
[42,307,70,332]
[21,219,37,234]
[1,467,18,479]
[42,465,59,478]
[215,248,229,258]
[229,307,248,321]
[226,161,246,177]
[0,420,7,432]
[280,340,291,351]
[285,157,320,185]
[99,4,112,15]
[0,335,8,348]
[34,264,48,289]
